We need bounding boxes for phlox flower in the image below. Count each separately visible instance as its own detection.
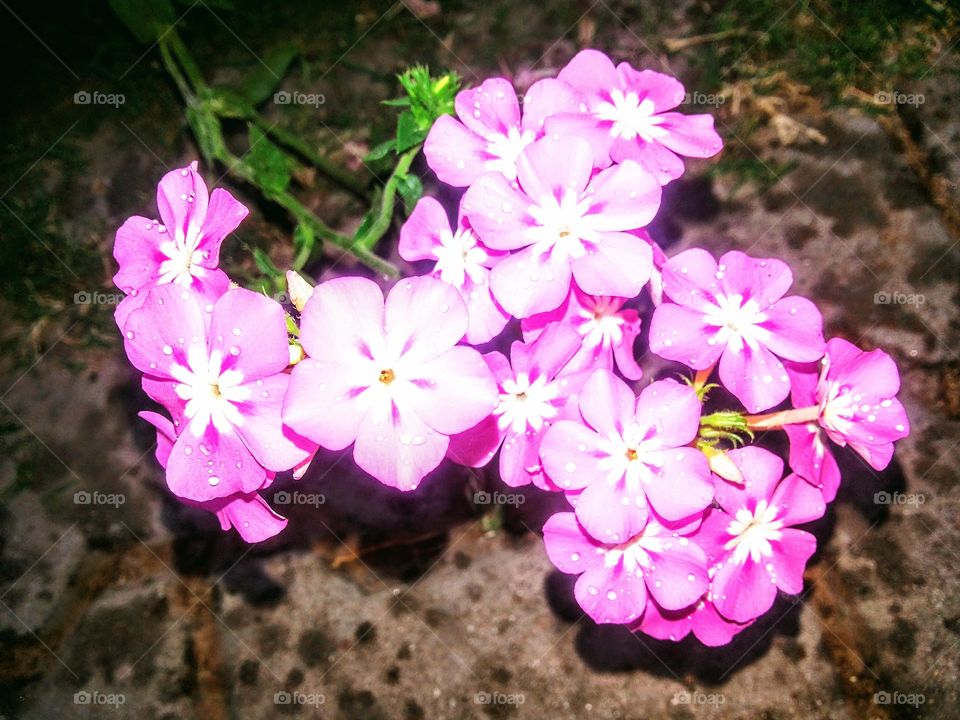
[446,323,587,489]
[122,284,314,502]
[399,197,509,344]
[547,49,723,185]
[424,76,582,186]
[282,276,498,491]
[522,284,644,380]
[463,135,660,318]
[542,511,708,625]
[649,249,826,413]
[783,337,910,500]
[139,411,288,543]
[695,447,825,623]
[539,369,713,543]
[631,595,753,647]
[113,161,248,328]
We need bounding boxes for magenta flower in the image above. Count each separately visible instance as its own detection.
[695,447,825,623]
[398,197,509,344]
[784,337,909,497]
[113,161,248,328]
[522,284,644,380]
[282,276,498,491]
[547,49,723,184]
[424,77,582,187]
[463,135,660,318]
[446,323,587,489]
[632,595,753,647]
[649,249,826,412]
[543,511,708,625]
[540,370,713,543]
[122,284,313,503]
[139,410,288,543]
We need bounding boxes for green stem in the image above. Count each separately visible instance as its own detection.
[745,406,821,430]
[353,145,419,251]
[253,118,369,199]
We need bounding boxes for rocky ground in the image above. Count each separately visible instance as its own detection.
[0,1,958,718]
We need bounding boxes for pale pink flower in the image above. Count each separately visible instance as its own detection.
[123,285,313,502]
[282,276,498,491]
[446,323,587,489]
[649,249,826,412]
[540,369,713,543]
[463,135,660,318]
[695,447,825,623]
[139,411,288,543]
[113,161,248,328]
[398,197,509,344]
[424,76,582,186]
[547,49,723,184]
[522,284,644,380]
[543,511,708,625]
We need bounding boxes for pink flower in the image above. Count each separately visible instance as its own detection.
[695,447,825,623]
[446,323,587,489]
[540,370,713,543]
[463,135,660,318]
[522,284,644,380]
[632,596,753,647]
[139,410,289,544]
[542,511,708,625]
[424,77,582,187]
[546,50,723,185]
[113,161,248,328]
[122,285,313,503]
[282,276,498,491]
[398,197,509,344]
[784,338,909,497]
[649,249,826,412]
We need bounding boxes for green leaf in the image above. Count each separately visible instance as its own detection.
[244,125,292,196]
[241,44,299,105]
[381,98,411,107]
[364,139,396,163]
[185,106,226,165]
[353,208,378,244]
[396,173,423,215]
[109,0,175,43]
[395,110,426,152]
[200,86,255,119]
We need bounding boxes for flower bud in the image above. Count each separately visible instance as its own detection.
[702,446,744,484]
[286,270,314,312]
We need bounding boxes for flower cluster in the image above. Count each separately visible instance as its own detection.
[112,51,909,646]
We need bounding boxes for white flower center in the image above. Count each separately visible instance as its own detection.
[602,521,673,576]
[526,191,598,262]
[596,421,663,490]
[484,126,535,179]
[172,345,250,436]
[576,297,626,349]
[433,227,488,288]
[702,292,767,349]
[723,500,784,565]
[595,91,668,143]
[494,372,560,433]
[156,218,207,286]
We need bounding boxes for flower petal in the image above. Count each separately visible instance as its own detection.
[404,346,498,435]
[213,493,287,543]
[423,114,490,187]
[542,512,604,574]
[156,162,209,247]
[300,277,385,364]
[641,448,714,521]
[572,478,649,544]
[718,340,790,413]
[711,555,777,623]
[581,160,661,232]
[461,172,534,250]
[759,296,826,362]
[575,557,648,624]
[386,276,468,363]
[209,288,289,380]
[516,135,594,201]
[198,187,248,265]
[770,472,827,526]
[455,77,521,138]
[122,285,207,380]
[648,302,724,370]
[635,378,701,447]
[489,243,573,318]
[398,196,451,262]
[233,374,314,472]
[769,528,817,595]
[540,420,606,492]
[166,424,266,502]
